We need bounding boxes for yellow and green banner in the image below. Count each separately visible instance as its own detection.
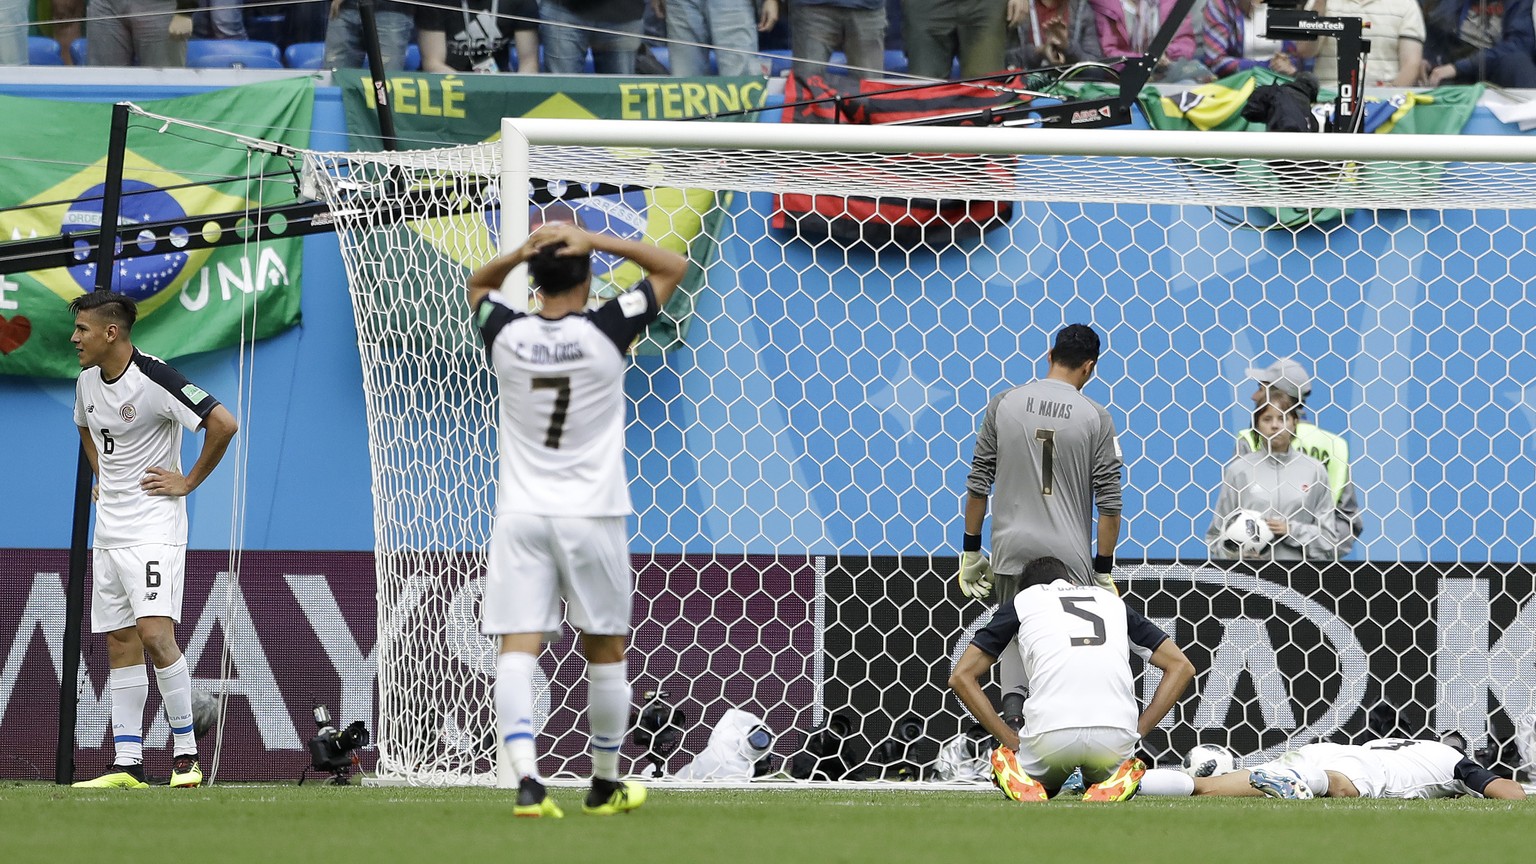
[1139,68,1483,134]
[0,78,312,379]
[334,71,769,351]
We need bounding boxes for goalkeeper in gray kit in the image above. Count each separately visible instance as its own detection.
[959,324,1125,723]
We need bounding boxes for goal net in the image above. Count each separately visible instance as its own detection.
[303,120,1536,787]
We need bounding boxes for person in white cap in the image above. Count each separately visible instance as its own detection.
[1236,358,1362,556]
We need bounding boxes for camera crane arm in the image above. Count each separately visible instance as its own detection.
[1263,0,1370,133]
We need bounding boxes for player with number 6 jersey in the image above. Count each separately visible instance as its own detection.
[467,222,687,819]
[69,291,238,790]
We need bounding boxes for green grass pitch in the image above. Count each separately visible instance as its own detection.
[4,783,1530,864]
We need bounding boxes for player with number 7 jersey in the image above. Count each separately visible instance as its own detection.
[467,222,686,818]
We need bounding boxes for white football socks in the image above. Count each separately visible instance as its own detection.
[586,660,629,781]
[495,652,539,780]
[109,665,149,766]
[155,656,197,756]
[1138,768,1197,796]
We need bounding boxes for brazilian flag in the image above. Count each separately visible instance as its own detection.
[0,79,312,379]
[333,71,768,353]
[1142,67,1483,134]
[1131,70,1483,227]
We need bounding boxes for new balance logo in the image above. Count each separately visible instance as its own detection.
[144,592,158,601]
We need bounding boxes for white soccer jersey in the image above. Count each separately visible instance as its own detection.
[73,350,219,548]
[971,580,1168,737]
[1298,739,1500,799]
[476,281,660,518]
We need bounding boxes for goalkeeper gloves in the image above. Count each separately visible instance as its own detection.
[959,533,993,599]
[1094,554,1119,595]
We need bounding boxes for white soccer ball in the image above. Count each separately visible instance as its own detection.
[1181,744,1237,778]
[1222,509,1274,556]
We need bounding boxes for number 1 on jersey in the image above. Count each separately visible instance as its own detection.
[1036,428,1055,495]
[531,376,571,449]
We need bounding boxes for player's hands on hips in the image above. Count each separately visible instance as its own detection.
[958,551,994,599]
[141,466,192,497]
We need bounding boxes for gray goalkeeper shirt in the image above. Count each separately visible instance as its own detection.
[966,378,1124,580]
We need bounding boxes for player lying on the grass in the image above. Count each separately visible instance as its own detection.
[949,556,1195,802]
[1139,738,1527,800]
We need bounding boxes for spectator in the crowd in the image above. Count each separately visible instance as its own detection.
[656,0,779,77]
[323,0,415,70]
[1236,358,1362,556]
[1198,0,1302,78]
[54,0,83,65]
[1311,0,1424,88]
[196,0,248,40]
[790,0,886,79]
[1420,0,1471,70]
[543,0,648,74]
[1006,0,1104,69]
[1085,0,1206,81]
[420,0,540,73]
[1207,396,1341,561]
[287,0,333,45]
[87,0,194,66]
[902,0,1009,80]
[0,0,27,65]
[1425,0,1534,87]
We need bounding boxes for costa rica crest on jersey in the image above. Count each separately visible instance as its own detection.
[120,403,136,423]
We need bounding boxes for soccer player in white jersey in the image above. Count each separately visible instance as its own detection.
[68,291,238,789]
[949,557,1195,801]
[960,324,1124,726]
[467,222,686,819]
[1139,738,1527,800]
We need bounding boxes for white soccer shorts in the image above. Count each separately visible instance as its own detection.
[481,513,631,638]
[1014,726,1139,791]
[91,544,186,633]
[1274,744,1385,798]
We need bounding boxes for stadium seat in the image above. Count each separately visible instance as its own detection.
[186,39,282,68]
[763,48,793,77]
[29,36,63,66]
[70,37,87,65]
[883,49,908,75]
[245,13,287,46]
[188,51,284,69]
[285,42,327,69]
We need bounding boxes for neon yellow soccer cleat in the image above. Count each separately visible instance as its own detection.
[990,746,1048,802]
[1082,757,1146,802]
[169,755,203,788]
[73,764,150,789]
[582,779,647,815]
[513,777,565,819]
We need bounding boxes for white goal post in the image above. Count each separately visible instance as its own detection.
[304,117,1536,788]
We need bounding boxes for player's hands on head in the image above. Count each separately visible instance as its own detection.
[958,551,994,599]
[527,223,592,258]
[141,466,193,497]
